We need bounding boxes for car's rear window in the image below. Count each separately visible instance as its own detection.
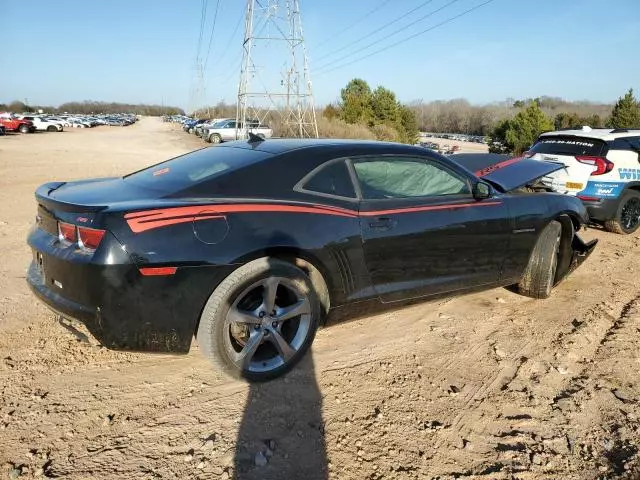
[530,135,607,156]
[123,146,271,192]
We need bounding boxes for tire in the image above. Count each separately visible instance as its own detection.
[47,126,57,132]
[188,128,195,134]
[19,124,30,134]
[209,133,221,144]
[196,258,320,382]
[518,220,562,299]
[604,190,640,234]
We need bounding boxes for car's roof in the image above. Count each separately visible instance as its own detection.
[219,138,421,155]
[540,127,640,141]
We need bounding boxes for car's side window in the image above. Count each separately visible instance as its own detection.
[352,156,470,200]
[299,160,356,199]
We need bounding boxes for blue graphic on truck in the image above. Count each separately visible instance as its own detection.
[619,168,640,180]
[579,181,624,198]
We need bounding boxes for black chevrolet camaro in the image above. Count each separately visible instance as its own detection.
[27,138,596,380]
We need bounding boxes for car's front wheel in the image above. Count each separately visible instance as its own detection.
[47,125,57,132]
[518,220,561,299]
[209,133,222,144]
[604,190,640,234]
[197,258,320,381]
[19,124,30,133]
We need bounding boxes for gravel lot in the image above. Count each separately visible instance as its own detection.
[1,118,639,479]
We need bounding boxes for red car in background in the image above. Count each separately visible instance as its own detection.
[0,113,35,133]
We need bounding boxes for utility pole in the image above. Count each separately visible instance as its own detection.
[236,0,318,139]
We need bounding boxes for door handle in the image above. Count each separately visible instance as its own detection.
[368,217,395,230]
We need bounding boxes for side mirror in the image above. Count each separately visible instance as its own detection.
[473,182,492,200]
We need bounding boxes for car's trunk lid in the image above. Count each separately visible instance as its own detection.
[35,177,161,236]
[37,177,157,212]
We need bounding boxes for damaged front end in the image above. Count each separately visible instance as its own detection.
[553,220,598,286]
[568,232,598,274]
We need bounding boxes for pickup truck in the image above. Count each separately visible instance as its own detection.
[0,113,35,133]
[205,119,273,144]
[195,118,228,139]
[18,116,64,132]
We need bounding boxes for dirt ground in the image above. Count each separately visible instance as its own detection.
[1,118,639,480]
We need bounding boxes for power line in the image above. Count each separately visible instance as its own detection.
[316,0,496,76]
[316,0,461,72]
[213,7,245,69]
[314,0,436,63]
[195,0,209,61]
[203,0,223,72]
[313,0,395,50]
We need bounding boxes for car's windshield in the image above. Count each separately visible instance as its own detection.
[123,146,271,193]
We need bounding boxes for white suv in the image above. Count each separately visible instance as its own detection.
[18,115,64,132]
[527,127,640,234]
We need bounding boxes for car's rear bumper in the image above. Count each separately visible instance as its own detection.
[27,261,97,326]
[581,197,619,222]
[27,227,236,353]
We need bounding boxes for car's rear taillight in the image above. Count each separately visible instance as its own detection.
[58,222,77,243]
[57,222,105,251]
[78,226,105,250]
[576,156,614,176]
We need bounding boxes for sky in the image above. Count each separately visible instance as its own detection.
[1,0,639,110]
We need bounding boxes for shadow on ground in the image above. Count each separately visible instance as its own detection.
[233,351,327,480]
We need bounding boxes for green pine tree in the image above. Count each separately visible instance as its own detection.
[607,88,640,129]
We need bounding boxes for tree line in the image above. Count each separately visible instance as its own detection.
[406,96,613,136]
[324,78,418,144]
[490,88,640,154]
[0,100,184,116]
[191,85,639,151]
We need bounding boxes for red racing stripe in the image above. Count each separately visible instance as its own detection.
[360,201,503,217]
[128,214,226,233]
[475,156,523,177]
[124,201,503,233]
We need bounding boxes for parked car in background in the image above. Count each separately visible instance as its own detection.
[68,118,92,128]
[46,117,71,127]
[183,118,208,134]
[0,113,35,133]
[18,116,64,132]
[527,126,640,234]
[205,119,273,144]
[195,118,227,138]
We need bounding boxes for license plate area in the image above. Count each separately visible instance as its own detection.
[34,251,45,281]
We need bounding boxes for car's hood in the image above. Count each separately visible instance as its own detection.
[451,154,565,191]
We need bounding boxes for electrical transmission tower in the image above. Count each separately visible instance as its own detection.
[236,0,318,139]
[189,61,207,117]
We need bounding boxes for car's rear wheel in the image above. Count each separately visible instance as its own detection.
[604,190,640,234]
[518,220,561,299]
[197,258,320,381]
[19,124,30,133]
[209,133,222,144]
